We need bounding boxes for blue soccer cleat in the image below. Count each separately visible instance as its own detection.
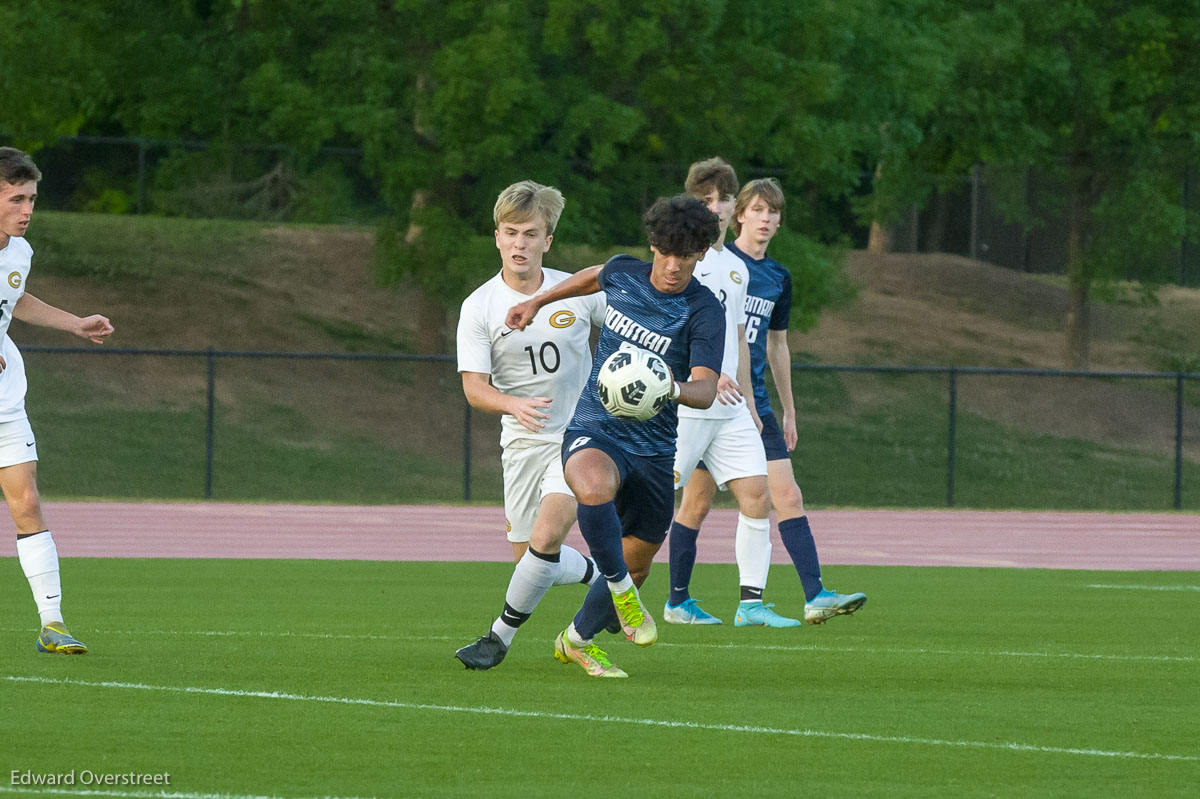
[663,598,723,625]
[804,588,867,625]
[36,623,88,654]
[734,601,802,628]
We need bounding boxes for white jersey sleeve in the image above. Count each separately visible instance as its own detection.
[456,269,598,447]
[679,246,750,420]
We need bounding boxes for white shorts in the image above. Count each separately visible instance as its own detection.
[673,412,767,491]
[0,416,37,469]
[500,439,574,543]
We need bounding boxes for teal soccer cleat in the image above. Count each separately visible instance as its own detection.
[804,589,868,625]
[663,598,723,625]
[734,601,802,628]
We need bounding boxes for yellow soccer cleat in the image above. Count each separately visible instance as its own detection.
[612,584,658,646]
[553,630,628,678]
[37,623,88,654]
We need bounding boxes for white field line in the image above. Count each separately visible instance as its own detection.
[4,674,1198,764]
[1085,584,1200,592]
[0,788,377,799]
[3,626,1195,664]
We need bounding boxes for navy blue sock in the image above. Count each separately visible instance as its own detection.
[667,521,700,606]
[779,515,823,601]
[575,502,628,583]
[573,578,620,639]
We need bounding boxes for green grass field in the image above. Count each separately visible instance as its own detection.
[3,559,1198,798]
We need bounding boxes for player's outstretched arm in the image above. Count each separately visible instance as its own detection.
[14,294,113,344]
[674,366,719,411]
[765,328,797,450]
[506,265,602,330]
[460,372,551,432]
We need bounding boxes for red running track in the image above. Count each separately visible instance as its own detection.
[3,502,1197,570]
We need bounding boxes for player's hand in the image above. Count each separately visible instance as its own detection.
[511,396,552,433]
[714,372,744,405]
[76,314,114,344]
[0,354,6,373]
[782,411,798,451]
[505,300,539,331]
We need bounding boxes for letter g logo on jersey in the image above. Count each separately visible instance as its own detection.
[729,271,743,285]
[549,310,576,328]
[7,271,22,289]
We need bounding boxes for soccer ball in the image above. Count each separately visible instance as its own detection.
[596,346,673,421]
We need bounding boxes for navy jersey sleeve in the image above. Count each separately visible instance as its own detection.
[684,290,725,375]
[597,254,639,291]
[769,269,792,331]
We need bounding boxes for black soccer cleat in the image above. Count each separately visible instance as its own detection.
[454,631,509,670]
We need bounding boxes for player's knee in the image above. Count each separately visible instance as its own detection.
[8,491,45,533]
[773,483,805,517]
[727,475,769,517]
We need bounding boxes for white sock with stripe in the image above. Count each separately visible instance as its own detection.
[734,514,772,595]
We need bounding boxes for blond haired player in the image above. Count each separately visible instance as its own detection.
[0,147,114,654]
[453,180,606,670]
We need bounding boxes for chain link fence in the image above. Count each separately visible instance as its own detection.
[23,347,1200,511]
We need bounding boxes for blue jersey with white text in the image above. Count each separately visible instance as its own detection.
[567,255,724,456]
[727,241,791,417]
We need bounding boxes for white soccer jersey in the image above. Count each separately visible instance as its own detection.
[678,245,749,420]
[0,238,32,422]
[457,268,606,447]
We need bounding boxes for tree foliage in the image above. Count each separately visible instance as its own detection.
[3,0,1198,360]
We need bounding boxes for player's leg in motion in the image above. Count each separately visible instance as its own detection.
[768,460,866,624]
[456,492,596,670]
[2,461,87,654]
[554,447,657,678]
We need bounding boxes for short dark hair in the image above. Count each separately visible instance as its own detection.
[0,147,42,185]
[684,157,738,200]
[642,194,719,257]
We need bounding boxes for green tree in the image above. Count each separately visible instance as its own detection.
[1002,0,1200,369]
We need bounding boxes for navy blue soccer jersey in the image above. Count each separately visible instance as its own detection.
[727,241,792,417]
[567,255,725,456]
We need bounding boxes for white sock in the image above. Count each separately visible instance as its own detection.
[734,514,772,596]
[607,574,634,594]
[566,622,590,647]
[489,548,558,646]
[17,531,64,627]
[553,545,595,586]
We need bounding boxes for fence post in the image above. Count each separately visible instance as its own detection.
[205,348,215,500]
[947,367,957,507]
[136,139,147,215]
[969,166,980,260]
[463,396,472,502]
[1175,373,1184,511]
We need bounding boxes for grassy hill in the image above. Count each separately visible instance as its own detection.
[15,211,1200,509]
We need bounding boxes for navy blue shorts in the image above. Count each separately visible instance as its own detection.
[562,429,674,545]
[697,411,789,473]
[757,412,791,461]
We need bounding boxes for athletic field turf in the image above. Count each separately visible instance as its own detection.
[3,559,1197,798]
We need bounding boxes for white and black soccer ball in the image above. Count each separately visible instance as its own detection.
[596,345,673,421]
